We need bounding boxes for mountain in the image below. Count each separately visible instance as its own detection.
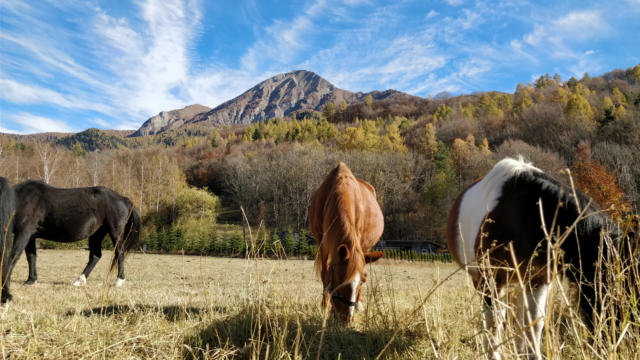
[190,70,412,125]
[131,104,211,137]
[132,70,416,136]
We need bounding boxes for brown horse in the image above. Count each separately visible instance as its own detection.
[309,162,384,323]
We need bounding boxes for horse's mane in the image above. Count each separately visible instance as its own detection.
[314,164,366,284]
[514,167,612,239]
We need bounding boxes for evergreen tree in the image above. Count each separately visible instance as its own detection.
[283,227,297,256]
[298,228,309,256]
[230,231,245,256]
[257,227,268,256]
[270,231,282,257]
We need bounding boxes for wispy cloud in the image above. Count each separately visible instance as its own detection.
[444,0,464,6]
[1,0,638,134]
[7,113,78,134]
[93,0,200,115]
[240,0,324,71]
[0,79,113,113]
[522,10,610,59]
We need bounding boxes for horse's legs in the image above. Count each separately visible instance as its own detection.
[481,290,507,360]
[24,236,38,285]
[473,268,506,360]
[73,228,105,286]
[1,230,31,303]
[515,282,551,358]
[109,228,125,287]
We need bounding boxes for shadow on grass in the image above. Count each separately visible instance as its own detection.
[183,305,420,359]
[66,304,226,322]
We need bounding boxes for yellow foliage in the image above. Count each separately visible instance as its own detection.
[565,93,595,130]
[551,86,570,105]
[611,88,627,106]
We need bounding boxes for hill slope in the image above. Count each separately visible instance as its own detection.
[132,104,211,137]
[132,70,416,136]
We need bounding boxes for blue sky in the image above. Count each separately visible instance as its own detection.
[1,0,639,134]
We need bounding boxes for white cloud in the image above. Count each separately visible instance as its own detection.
[552,10,609,40]
[568,50,600,77]
[521,9,610,59]
[0,79,113,113]
[426,10,438,19]
[444,0,463,6]
[240,1,321,71]
[91,118,111,128]
[93,0,200,115]
[9,113,78,133]
[0,33,103,89]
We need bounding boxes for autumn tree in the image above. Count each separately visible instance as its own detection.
[365,94,373,108]
[433,104,452,123]
[572,142,630,220]
[323,102,335,121]
[564,93,595,130]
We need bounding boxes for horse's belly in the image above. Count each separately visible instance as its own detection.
[38,217,100,242]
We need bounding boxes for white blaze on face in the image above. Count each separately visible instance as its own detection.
[348,272,360,318]
[456,157,541,269]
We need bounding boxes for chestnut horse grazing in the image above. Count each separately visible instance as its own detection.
[447,157,633,359]
[310,163,384,323]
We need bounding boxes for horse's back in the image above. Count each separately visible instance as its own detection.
[448,157,607,273]
[447,158,544,267]
[309,163,383,251]
[356,178,383,250]
[13,180,133,242]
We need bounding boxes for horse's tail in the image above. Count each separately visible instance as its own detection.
[110,205,141,272]
[1,177,16,289]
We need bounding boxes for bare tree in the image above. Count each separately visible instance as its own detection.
[88,151,105,186]
[35,142,61,184]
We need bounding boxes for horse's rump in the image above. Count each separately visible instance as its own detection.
[310,163,383,280]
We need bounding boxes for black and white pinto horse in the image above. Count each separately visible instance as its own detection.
[1,178,140,303]
[447,157,634,358]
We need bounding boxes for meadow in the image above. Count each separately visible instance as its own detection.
[1,249,638,359]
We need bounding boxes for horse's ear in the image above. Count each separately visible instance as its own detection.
[338,244,350,261]
[364,251,384,263]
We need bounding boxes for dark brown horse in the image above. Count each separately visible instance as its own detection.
[1,177,15,303]
[1,178,140,303]
[309,163,384,323]
[447,157,636,358]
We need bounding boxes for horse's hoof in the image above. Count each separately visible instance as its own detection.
[73,275,87,287]
[24,279,37,285]
[1,292,12,304]
[114,278,125,287]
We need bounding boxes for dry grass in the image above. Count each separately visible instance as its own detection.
[0,248,638,359]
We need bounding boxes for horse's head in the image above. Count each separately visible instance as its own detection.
[323,244,383,323]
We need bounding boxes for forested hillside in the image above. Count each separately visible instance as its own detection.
[1,65,639,247]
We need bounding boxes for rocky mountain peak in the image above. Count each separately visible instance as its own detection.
[132,70,411,136]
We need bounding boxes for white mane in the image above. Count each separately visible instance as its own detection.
[455,156,542,269]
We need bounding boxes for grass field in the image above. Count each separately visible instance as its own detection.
[1,249,638,359]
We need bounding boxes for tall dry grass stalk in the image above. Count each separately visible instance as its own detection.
[0,207,637,358]
[465,173,640,360]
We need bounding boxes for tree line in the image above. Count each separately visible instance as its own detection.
[1,64,639,250]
